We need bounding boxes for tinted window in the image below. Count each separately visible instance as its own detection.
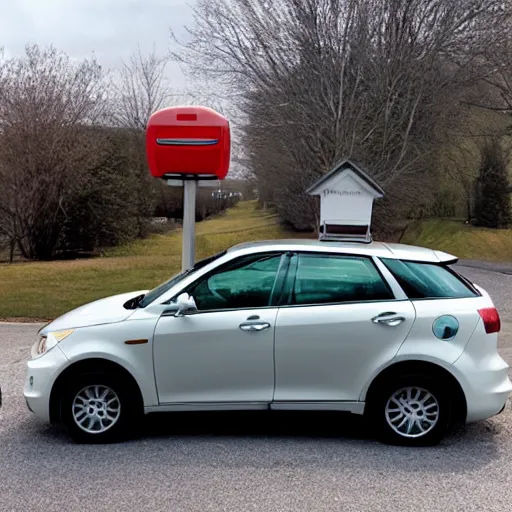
[291,254,393,305]
[140,251,227,307]
[381,258,478,299]
[188,253,283,311]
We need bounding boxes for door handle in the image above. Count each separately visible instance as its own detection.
[239,321,271,332]
[372,312,405,327]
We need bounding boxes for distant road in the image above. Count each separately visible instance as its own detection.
[457,259,512,275]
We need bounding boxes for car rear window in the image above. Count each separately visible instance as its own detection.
[381,258,478,300]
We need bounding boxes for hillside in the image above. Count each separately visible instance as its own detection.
[401,219,512,261]
[3,202,512,320]
[0,202,299,320]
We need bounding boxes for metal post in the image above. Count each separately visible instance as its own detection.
[182,180,197,271]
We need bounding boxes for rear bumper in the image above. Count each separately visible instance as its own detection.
[454,351,512,423]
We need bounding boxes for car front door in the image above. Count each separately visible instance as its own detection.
[153,252,288,405]
[273,252,416,403]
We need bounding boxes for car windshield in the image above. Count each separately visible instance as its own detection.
[139,250,227,308]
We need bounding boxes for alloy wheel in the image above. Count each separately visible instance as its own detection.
[72,385,121,434]
[384,386,440,438]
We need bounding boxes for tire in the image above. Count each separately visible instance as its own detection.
[366,373,452,447]
[60,371,142,444]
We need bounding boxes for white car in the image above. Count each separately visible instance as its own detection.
[24,240,512,446]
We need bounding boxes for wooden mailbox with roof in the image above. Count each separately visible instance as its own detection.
[307,159,384,243]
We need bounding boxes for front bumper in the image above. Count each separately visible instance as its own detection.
[454,351,512,423]
[24,345,69,422]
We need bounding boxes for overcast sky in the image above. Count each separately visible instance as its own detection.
[0,0,194,87]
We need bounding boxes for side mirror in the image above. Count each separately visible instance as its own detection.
[174,293,198,317]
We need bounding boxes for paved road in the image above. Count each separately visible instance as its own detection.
[1,265,512,512]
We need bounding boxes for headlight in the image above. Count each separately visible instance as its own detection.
[34,329,75,358]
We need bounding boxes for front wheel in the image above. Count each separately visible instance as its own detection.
[61,372,142,444]
[367,375,452,446]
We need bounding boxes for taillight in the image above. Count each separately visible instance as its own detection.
[478,308,501,334]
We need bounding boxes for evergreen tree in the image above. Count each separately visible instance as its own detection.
[473,139,511,229]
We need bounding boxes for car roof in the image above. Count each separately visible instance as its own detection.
[228,239,457,264]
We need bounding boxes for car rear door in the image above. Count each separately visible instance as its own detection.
[273,252,416,403]
[380,258,486,363]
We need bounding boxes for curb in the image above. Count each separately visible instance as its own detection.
[0,321,47,326]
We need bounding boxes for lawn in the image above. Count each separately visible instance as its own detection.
[401,218,512,262]
[0,202,300,320]
[4,204,511,320]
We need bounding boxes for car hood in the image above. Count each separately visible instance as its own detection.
[40,290,149,333]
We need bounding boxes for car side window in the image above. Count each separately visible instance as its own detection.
[381,258,478,299]
[187,253,284,311]
[290,254,394,306]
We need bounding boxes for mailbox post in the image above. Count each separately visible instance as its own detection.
[182,179,197,270]
[146,106,231,270]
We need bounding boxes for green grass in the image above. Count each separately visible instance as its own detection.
[0,201,302,320]
[5,202,510,320]
[401,218,512,261]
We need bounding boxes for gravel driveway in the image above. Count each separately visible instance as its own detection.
[1,265,512,512]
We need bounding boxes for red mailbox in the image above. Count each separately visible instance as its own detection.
[146,106,231,180]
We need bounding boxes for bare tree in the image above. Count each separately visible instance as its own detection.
[109,45,176,238]
[173,0,512,232]
[0,45,108,259]
[113,45,172,130]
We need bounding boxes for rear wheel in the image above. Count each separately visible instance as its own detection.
[367,374,452,446]
[61,372,142,444]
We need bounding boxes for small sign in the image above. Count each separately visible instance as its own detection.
[307,159,384,242]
